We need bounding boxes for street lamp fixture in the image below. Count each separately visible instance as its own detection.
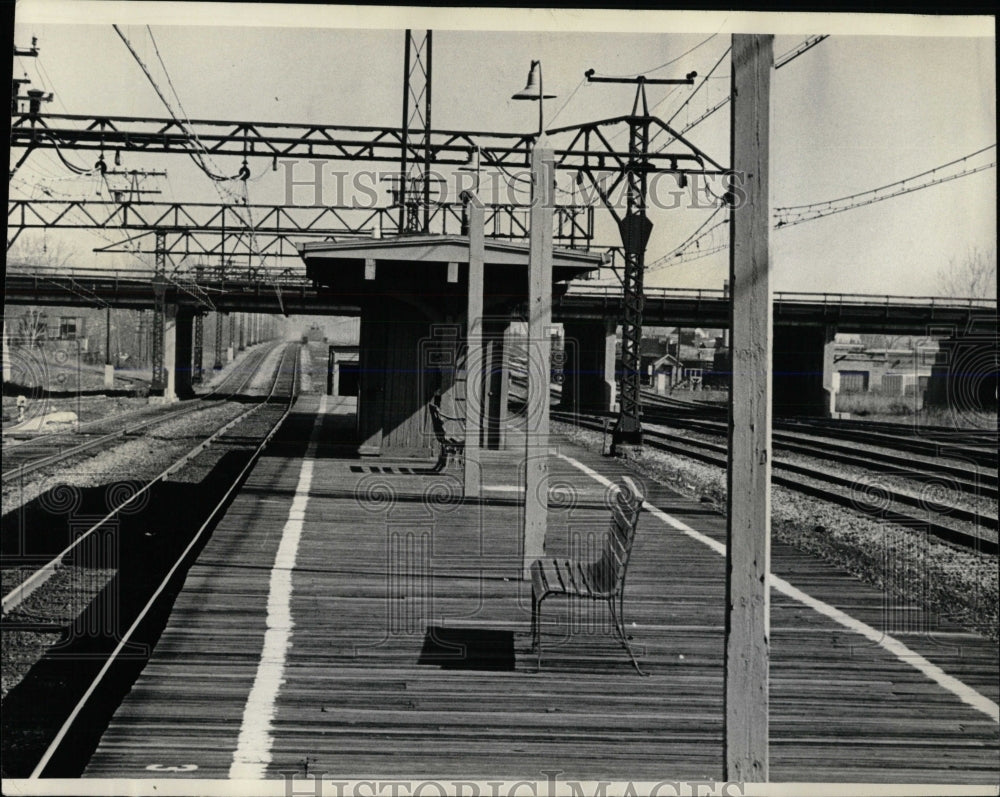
[511,60,556,139]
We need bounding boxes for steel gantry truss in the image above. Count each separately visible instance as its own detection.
[11,98,726,442]
[6,198,596,257]
[10,111,725,176]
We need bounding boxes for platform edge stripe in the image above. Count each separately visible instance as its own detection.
[229,395,328,779]
[556,452,1000,724]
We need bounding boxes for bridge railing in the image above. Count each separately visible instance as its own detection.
[6,264,996,311]
[4,263,314,288]
[564,283,997,310]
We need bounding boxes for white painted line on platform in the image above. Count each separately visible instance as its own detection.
[557,452,1000,724]
[229,395,329,779]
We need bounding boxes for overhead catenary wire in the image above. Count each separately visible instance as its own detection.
[774,35,829,70]
[114,24,272,279]
[113,25,246,189]
[643,142,996,271]
[774,144,996,215]
[655,34,830,149]
[589,32,720,81]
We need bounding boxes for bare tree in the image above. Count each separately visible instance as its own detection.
[936,245,997,299]
[6,235,76,270]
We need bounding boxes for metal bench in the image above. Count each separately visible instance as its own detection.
[530,475,647,675]
[428,401,464,471]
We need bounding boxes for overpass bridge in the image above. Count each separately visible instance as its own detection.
[4,265,994,331]
[4,263,996,419]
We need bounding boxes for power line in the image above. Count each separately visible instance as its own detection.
[113,25,245,188]
[592,32,719,80]
[656,34,830,147]
[665,45,730,128]
[775,144,996,214]
[774,35,829,70]
[647,209,728,274]
[644,143,996,268]
[775,160,996,228]
[145,25,245,192]
[649,45,730,154]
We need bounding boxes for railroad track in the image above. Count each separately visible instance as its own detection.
[636,408,999,502]
[1,341,300,616]
[1,342,281,485]
[641,390,999,471]
[1,341,302,778]
[555,410,998,556]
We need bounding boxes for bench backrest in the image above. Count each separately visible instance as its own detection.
[587,476,644,595]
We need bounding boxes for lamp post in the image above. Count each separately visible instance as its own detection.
[512,63,557,575]
[511,60,556,140]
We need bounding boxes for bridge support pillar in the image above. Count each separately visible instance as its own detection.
[227,314,236,363]
[166,308,195,401]
[924,319,998,422]
[772,324,836,417]
[161,306,178,402]
[192,313,204,385]
[560,317,617,414]
[238,313,246,352]
[214,313,225,371]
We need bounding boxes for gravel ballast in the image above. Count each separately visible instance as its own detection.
[554,420,999,641]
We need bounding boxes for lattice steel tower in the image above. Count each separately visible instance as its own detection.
[399,30,433,234]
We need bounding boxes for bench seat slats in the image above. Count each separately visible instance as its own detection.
[530,476,647,674]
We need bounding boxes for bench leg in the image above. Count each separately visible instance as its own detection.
[608,597,647,676]
[532,593,543,671]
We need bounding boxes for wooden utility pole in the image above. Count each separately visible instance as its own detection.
[724,33,773,782]
[463,197,485,497]
[522,145,554,577]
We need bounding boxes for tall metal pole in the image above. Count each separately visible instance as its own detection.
[150,230,166,394]
[399,31,411,235]
[423,33,433,234]
[463,194,485,498]
[214,312,224,370]
[105,306,111,366]
[613,83,653,449]
[103,305,114,389]
[193,313,204,384]
[192,263,204,384]
[578,71,696,452]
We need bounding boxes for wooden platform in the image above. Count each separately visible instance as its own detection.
[83,396,1000,783]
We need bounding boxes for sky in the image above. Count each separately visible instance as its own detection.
[8,2,997,297]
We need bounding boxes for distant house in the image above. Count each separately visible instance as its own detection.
[649,352,685,394]
[832,338,938,398]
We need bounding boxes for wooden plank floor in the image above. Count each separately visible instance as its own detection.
[84,397,1000,783]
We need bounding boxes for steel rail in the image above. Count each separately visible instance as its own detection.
[2,342,297,615]
[25,342,300,778]
[1,341,280,483]
[554,411,998,556]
